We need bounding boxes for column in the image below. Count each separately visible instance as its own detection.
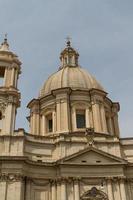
[130,181,133,199]
[85,108,90,128]
[6,180,24,200]
[3,68,8,86]
[25,178,31,200]
[41,115,46,135]
[51,181,56,200]
[92,103,101,132]
[89,108,94,129]
[57,180,61,200]
[15,181,24,200]
[68,179,74,200]
[100,105,107,133]
[4,68,10,87]
[119,178,127,200]
[36,113,40,135]
[4,103,14,134]
[0,181,7,200]
[61,180,67,200]
[10,68,15,86]
[56,100,61,132]
[74,179,80,200]
[113,179,121,200]
[113,114,120,137]
[72,107,76,131]
[30,114,33,134]
[108,117,114,134]
[52,111,56,133]
[107,178,114,200]
[14,70,18,88]
[64,100,69,131]
[127,180,132,200]
[32,114,35,134]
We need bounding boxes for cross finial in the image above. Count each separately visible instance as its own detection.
[4,33,8,43]
[5,33,7,39]
[0,33,9,51]
[66,36,71,47]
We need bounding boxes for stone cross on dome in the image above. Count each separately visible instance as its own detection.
[0,33,9,51]
[66,36,72,47]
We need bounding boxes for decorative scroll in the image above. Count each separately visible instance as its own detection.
[0,101,7,113]
[80,187,108,200]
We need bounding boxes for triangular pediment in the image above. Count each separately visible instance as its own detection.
[58,146,127,165]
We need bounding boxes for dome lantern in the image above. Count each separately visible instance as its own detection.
[59,38,79,69]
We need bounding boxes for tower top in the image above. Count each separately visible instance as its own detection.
[0,34,9,51]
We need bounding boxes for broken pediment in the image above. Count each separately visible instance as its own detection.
[59,147,127,165]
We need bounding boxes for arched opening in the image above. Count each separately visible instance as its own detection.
[80,187,109,200]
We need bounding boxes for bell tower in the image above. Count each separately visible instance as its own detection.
[0,36,21,135]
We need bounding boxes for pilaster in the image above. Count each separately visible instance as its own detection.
[61,179,67,200]
[92,100,102,132]
[74,178,80,200]
[119,178,127,200]
[106,178,114,200]
[51,180,57,200]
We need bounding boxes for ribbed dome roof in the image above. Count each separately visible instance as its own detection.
[40,66,104,97]
[40,40,105,97]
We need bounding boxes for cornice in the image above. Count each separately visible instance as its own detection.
[0,156,27,161]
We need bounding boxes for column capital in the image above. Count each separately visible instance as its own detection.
[0,173,25,182]
[73,177,81,183]
[126,178,133,183]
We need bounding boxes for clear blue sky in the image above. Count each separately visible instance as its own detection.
[0,0,133,137]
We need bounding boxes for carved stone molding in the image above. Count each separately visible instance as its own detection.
[49,176,81,185]
[7,95,19,104]
[31,179,50,186]
[105,176,126,183]
[125,178,133,183]
[0,101,7,113]
[80,187,109,200]
[90,98,103,106]
[0,173,25,182]
[85,128,95,146]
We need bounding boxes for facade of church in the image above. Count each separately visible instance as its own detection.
[0,37,133,200]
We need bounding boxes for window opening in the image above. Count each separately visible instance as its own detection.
[82,160,87,163]
[46,113,53,133]
[48,119,53,132]
[76,109,86,129]
[0,67,5,86]
[106,116,110,133]
[96,160,101,163]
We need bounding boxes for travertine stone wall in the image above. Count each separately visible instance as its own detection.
[0,176,132,200]
[28,89,120,138]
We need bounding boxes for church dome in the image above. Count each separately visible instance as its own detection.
[40,40,105,97]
